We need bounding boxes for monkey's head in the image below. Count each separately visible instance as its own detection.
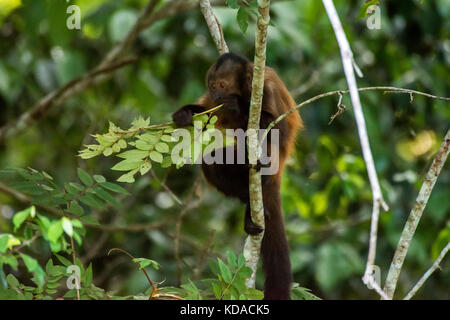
[206,52,251,103]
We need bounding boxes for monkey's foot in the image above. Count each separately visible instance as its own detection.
[247,160,271,171]
[244,220,264,235]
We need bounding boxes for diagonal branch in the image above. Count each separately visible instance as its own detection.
[200,0,229,54]
[384,129,450,299]
[403,242,450,300]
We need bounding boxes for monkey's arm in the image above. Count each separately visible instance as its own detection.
[172,94,216,127]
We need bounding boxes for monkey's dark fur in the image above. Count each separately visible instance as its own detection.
[172,52,302,300]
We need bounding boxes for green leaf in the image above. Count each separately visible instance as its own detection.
[243,288,264,300]
[64,183,81,195]
[237,7,249,34]
[6,274,19,288]
[357,0,380,19]
[226,0,239,9]
[1,255,18,270]
[93,175,106,183]
[139,161,152,176]
[237,254,245,268]
[117,172,136,183]
[212,282,222,299]
[0,234,9,253]
[80,216,99,226]
[79,194,105,209]
[217,259,232,283]
[54,254,72,267]
[149,151,163,163]
[117,149,149,160]
[227,249,237,268]
[21,254,39,272]
[93,186,119,206]
[161,156,172,168]
[48,220,64,243]
[61,217,73,237]
[117,139,127,149]
[291,285,321,300]
[71,219,83,229]
[6,235,21,250]
[85,263,93,286]
[67,201,84,216]
[155,142,169,153]
[316,242,364,291]
[13,207,31,231]
[111,159,143,171]
[135,140,153,151]
[139,133,159,144]
[103,147,113,156]
[132,258,159,270]
[100,182,130,195]
[77,168,93,186]
[240,266,253,278]
[161,135,175,142]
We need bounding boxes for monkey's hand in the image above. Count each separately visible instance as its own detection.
[172,104,205,127]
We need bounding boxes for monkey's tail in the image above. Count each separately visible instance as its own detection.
[261,187,292,300]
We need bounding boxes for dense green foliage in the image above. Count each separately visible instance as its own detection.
[0,0,449,299]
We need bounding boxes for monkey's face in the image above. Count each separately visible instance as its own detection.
[206,58,246,104]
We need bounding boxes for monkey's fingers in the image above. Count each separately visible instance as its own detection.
[172,109,193,127]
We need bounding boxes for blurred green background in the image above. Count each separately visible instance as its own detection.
[0,0,449,299]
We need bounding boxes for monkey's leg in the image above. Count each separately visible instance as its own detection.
[201,147,250,201]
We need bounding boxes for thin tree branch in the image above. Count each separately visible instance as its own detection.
[384,129,450,299]
[173,178,202,285]
[150,169,184,207]
[263,86,450,140]
[243,0,271,290]
[365,276,390,300]
[290,71,320,99]
[322,0,389,297]
[403,242,450,300]
[200,0,229,54]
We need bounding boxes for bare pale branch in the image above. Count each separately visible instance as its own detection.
[384,129,450,299]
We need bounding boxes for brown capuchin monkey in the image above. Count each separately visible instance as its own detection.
[172,52,302,299]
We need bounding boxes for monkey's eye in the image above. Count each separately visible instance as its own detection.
[219,81,226,89]
[210,82,216,89]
